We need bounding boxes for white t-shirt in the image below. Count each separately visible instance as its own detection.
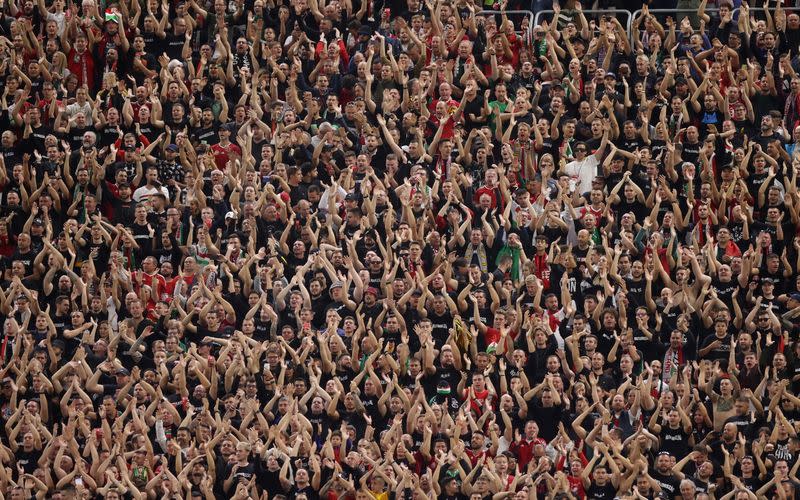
[133,185,169,203]
[563,155,599,195]
[65,101,93,125]
[47,12,66,37]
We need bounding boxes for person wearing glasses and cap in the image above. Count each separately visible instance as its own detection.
[562,121,610,196]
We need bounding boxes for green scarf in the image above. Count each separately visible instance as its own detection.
[591,228,602,245]
[496,246,521,281]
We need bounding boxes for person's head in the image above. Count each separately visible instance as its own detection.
[592,464,609,484]
[679,479,697,499]
[656,452,672,472]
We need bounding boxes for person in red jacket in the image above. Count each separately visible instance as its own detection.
[65,32,96,91]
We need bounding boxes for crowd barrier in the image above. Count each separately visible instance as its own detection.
[533,8,633,38]
[478,9,537,42]
[527,6,787,47]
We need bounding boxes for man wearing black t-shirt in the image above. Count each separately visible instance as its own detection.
[650,452,682,499]
[193,310,232,344]
[699,318,732,366]
[581,447,620,500]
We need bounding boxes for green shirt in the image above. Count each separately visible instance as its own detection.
[489,99,510,132]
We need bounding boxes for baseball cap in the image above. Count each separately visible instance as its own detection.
[604,72,616,79]
[365,287,378,296]
[165,144,179,152]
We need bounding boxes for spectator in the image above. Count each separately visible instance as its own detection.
[0,0,799,498]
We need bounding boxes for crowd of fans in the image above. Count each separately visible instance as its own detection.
[1,0,800,497]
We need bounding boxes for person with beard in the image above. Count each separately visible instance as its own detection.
[191,106,221,146]
[153,226,182,272]
[648,451,682,499]
[360,287,384,325]
[350,247,379,289]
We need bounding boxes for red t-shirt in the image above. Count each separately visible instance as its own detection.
[465,448,489,467]
[566,475,586,499]
[165,274,195,299]
[485,327,502,346]
[210,142,242,170]
[0,235,14,257]
[137,271,167,306]
[429,113,456,141]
